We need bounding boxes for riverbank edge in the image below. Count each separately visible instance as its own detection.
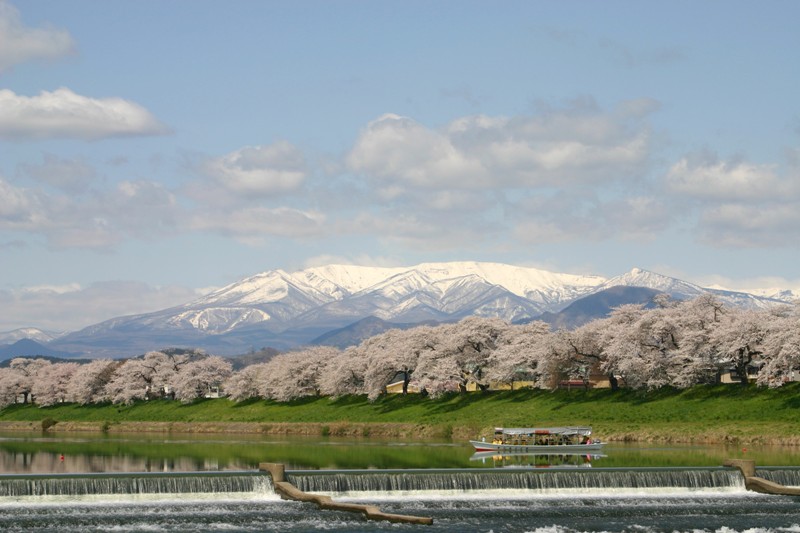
[2,420,798,446]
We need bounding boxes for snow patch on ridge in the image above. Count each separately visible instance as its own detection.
[168,307,271,333]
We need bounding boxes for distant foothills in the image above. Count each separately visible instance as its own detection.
[1,261,796,360]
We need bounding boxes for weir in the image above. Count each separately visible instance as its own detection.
[0,471,269,497]
[260,462,434,525]
[3,465,796,499]
[285,466,746,493]
[756,467,800,487]
[724,460,800,496]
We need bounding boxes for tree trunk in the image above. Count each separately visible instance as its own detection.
[735,348,752,386]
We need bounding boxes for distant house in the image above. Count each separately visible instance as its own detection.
[385,380,421,394]
[719,362,763,384]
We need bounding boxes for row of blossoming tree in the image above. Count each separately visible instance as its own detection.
[1,294,798,408]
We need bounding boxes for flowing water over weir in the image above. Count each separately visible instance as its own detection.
[1,467,799,532]
[0,471,269,497]
[286,466,748,493]
[755,467,800,487]
[3,466,786,498]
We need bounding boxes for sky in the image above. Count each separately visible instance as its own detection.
[1,0,799,333]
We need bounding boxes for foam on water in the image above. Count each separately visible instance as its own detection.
[0,492,798,533]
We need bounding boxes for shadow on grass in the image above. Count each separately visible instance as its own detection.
[328,395,370,408]
[779,382,800,409]
[230,397,264,409]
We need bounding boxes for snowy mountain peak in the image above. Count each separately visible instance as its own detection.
[600,267,704,297]
[0,327,64,344]
[46,261,793,357]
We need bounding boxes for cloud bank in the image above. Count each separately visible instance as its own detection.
[0,88,170,140]
[0,282,201,333]
[0,0,76,72]
[3,100,798,256]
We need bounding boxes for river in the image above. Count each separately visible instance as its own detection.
[0,431,798,532]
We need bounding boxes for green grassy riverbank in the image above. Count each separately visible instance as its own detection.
[1,384,798,445]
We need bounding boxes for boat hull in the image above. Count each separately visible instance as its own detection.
[470,440,605,454]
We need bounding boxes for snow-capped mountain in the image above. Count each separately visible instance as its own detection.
[597,267,706,298]
[0,328,64,344]
[706,285,798,303]
[46,262,791,357]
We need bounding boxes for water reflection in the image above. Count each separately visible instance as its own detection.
[469,451,606,468]
[0,431,798,474]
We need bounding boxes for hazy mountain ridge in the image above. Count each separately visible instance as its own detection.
[3,262,794,358]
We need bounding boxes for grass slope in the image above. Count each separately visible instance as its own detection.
[1,383,798,444]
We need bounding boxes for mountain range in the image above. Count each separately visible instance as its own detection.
[1,262,795,359]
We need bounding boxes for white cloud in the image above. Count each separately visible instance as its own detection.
[201,141,308,196]
[347,100,653,194]
[0,281,199,332]
[46,180,179,249]
[0,175,179,250]
[0,177,46,229]
[510,190,606,244]
[665,155,794,201]
[0,87,170,140]
[187,206,326,243]
[346,113,486,189]
[19,153,97,193]
[301,254,402,269]
[698,202,800,248]
[599,195,671,241]
[661,151,800,248]
[21,283,82,294]
[698,274,800,297]
[0,1,76,72]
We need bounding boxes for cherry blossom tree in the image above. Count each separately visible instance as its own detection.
[362,326,436,400]
[710,308,767,386]
[413,317,508,396]
[318,346,368,397]
[660,295,723,387]
[170,355,232,403]
[262,346,339,402]
[0,367,20,408]
[224,362,270,401]
[4,358,52,404]
[558,320,610,389]
[600,304,672,389]
[104,354,160,404]
[758,305,800,387]
[66,359,119,404]
[147,350,205,399]
[484,321,551,389]
[32,362,80,406]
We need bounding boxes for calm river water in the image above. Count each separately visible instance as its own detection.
[0,431,798,532]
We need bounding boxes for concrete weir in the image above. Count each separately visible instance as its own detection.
[724,459,800,496]
[258,463,433,525]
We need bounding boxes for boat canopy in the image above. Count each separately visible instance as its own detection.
[494,426,592,436]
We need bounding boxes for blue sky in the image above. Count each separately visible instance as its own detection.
[1,0,799,332]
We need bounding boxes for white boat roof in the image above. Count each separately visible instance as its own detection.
[494,426,592,435]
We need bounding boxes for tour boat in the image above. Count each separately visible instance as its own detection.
[470,426,604,453]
